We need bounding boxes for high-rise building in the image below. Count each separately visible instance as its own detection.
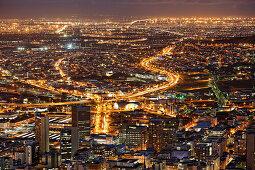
[148,117,189,153]
[35,114,49,154]
[25,142,39,166]
[42,151,60,169]
[72,106,91,140]
[148,118,163,152]
[60,126,79,162]
[119,124,148,150]
[234,131,246,155]
[246,125,255,170]
[161,118,180,149]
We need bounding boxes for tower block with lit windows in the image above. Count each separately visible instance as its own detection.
[34,113,49,154]
[72,105,91,140]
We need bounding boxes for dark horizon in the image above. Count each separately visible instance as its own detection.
[0,0,255,19]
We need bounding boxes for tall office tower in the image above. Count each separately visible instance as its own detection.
[72,106,91,140]
[161,118,179,149]
[234,131,246,155]
[148,118,183,152]
[35,114,49,154]
[148,118,163,152]
[119,124,148,150]
[25,142,39,166]
[42,151,59,169]
[246,125,255,170]
[60,127,79,162]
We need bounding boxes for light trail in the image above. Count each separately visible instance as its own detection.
[184,86,209,91]
[56,25,67,34]
[97,38,147,45]
[54,55,77,81]
[129,19,152,25]
[119,46,179,99]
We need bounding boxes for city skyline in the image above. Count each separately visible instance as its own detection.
[0,0,254,169]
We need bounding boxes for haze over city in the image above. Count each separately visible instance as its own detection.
[1,0,255,18]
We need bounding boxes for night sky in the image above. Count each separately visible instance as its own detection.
[0,0,255,18]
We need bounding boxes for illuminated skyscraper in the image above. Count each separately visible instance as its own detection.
[25,142,39,166]
[72,106,91,140]
[35,114,49,154]
[148,118,163,152]
[60,127,78,162]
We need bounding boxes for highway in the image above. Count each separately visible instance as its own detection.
[119,46,179,99]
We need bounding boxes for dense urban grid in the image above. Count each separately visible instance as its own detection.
[0,17,254,169]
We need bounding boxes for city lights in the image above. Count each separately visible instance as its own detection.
[0,14,254,170]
